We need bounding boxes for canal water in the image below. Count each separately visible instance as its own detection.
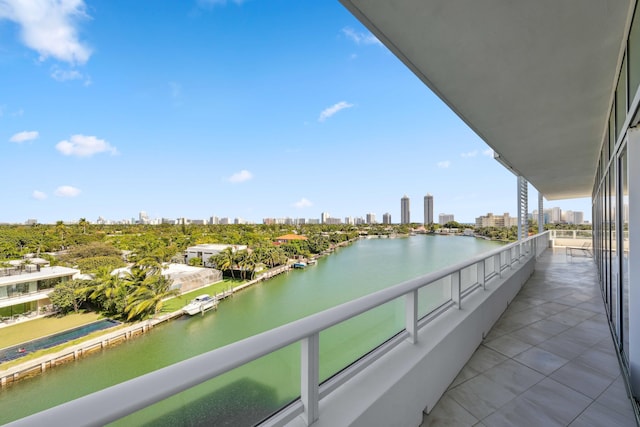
[0,235,502,425]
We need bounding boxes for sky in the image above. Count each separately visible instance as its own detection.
[0,0,592,225]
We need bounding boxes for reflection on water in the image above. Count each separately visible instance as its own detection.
[137,378,279,427]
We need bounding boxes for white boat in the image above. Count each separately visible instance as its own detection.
[182,294,217,316]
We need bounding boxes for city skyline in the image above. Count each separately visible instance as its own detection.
[0,1,592,225]
[12,201,587,226]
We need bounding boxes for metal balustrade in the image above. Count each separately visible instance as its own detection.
[7,232,550,427]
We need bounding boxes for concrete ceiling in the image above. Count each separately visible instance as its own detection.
[340,0,632,200]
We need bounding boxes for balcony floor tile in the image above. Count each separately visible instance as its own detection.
[423,248,638,427]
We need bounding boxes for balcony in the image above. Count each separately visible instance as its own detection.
[6,234,639,426]
[423,248,638,426]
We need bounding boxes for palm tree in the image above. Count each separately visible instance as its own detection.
[86,267,128,315]
[55,220,66,248]
[242,252,258,280]
[78,218,88,235]
[125,274,178,320]
[213,247,235,279]
[235,250,248,279]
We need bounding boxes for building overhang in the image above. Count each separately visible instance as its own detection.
[340,0,634,199]
[0,290,52,309]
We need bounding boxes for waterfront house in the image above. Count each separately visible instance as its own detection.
[184,243,248,267]
[274,234,309,244]
[0,263,80,323]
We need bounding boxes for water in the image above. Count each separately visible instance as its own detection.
[0,319,120,363]
[0,236,502,425]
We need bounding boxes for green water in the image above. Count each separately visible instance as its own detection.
[0,236,502,425]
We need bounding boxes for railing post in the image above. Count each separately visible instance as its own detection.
[451,271,461,309]
[405,290,418,344]
[477,260,485,290]
[301,333,319,425]
[495,253,502,278]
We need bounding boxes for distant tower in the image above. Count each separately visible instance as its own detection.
[424,193,434,225]
[139,211,149,224]
[321,212,330,224]
[366,213,376,224]
[401,195,410,224]
[383,212,392,224]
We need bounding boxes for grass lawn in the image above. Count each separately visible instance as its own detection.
[0,311,103,350]
[0,279,248,370]
[162,278,245,313]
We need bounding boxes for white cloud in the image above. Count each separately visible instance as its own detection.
[0,0,92,65]
[50,67,90,85]
[32,190,47,200]
[228,169,253,183]
[56,134,118,157]
[292,198,312,209]
[342,27,381,46]
[9,130,39,143]
[482,148,494,157]
[437,160,451,169]
[54,185,81,197]
[460,150,478,158]
[318,101,354,122]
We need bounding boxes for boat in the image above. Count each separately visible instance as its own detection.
[182,294,218,315]
[293,262,307,269]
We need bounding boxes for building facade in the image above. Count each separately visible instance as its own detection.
[0,263,80,320]
[423,194,433,225]
[438,213,454,225]
[400,195,410,224]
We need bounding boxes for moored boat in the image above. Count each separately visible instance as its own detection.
[182,294,217,315]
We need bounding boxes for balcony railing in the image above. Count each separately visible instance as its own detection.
[7,232,550,427]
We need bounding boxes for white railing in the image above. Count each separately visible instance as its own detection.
[7,232,550,427]
[549,229,593,239]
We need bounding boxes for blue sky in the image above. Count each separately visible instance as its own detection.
[0,0,591,224]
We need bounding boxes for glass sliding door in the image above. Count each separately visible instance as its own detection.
[620,146,630,364]
[610,162,618,335]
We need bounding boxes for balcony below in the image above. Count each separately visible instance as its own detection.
[422,248,639,426]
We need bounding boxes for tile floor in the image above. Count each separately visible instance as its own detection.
[421,248,639,427]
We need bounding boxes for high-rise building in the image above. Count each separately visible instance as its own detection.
[321,212,330,224]
[439,213,454,225]
[382,212,392,224]
[366,213,376,224]
[550,207,562,223]
[424,194,434,225]
[401,195,410,224]
[475,212,518,228]
[139,211,149,224]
